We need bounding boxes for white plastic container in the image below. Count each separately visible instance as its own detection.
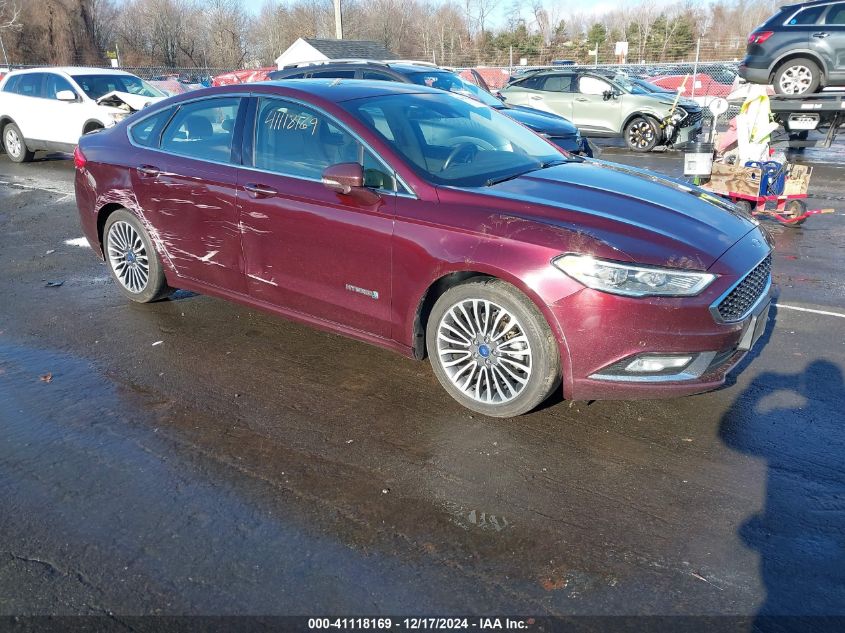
[683,142,715,177]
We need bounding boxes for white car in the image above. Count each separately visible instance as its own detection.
[0,67,167,163]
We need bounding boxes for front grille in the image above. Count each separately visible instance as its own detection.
[716,255,772,322]
[684,109,703,126]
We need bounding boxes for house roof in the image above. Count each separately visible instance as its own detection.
[303,38,394,61]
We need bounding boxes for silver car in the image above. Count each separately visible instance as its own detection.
[500,70,703,152]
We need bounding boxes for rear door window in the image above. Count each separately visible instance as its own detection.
[540,74,574,92]
[309,70,356,79]
[362,71,393,81]
[160,98,240,163]
[513,75,545,90]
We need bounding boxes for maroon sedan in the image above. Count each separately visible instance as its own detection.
[74,80,773,417]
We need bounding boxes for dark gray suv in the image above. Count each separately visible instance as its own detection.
[740,1,845,94]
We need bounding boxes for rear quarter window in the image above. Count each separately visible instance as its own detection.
[786,5,825,25]
[129,107,175,148]
[2,75,21,93]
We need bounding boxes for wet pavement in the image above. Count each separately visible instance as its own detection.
[0,150,844,622]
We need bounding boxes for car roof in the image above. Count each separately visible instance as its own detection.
[276,61,453,75]
[253,78,441,102]
[7,66,136,77]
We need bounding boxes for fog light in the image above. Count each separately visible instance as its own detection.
[625,355,694,373]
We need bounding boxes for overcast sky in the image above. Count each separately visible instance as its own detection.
[237,0,674,28]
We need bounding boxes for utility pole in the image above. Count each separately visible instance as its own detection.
[333,0,343,39]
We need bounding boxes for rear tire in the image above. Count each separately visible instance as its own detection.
[624,116,660,152]
[773,58,821,96]
[103,209,172,303]
[3,123,34,163]
[426,279,561,418]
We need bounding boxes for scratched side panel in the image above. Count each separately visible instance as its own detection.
[130,154,246,294]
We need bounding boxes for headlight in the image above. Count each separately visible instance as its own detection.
[672,107,689,124]
[109,111,132,124]
[552,254,716,297]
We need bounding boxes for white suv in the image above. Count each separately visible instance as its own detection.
[0,67,166,163]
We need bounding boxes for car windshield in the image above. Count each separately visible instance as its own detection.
[344,92,566,188]
[71,74,165,100]
[407,71,503,108]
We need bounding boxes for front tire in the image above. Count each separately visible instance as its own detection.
[3,123,34,163]
[624,116,660,152]
[774,58,821,95]
[103,209,171,303]
[426,279,561,418]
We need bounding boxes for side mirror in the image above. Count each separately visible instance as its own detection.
[322,162,364,194]
[602,89,613,101]
[56,90,77,102]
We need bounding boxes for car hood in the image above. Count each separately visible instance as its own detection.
[475,160,758,270]
[652,95,700,110]
[500,105,579,137]
[96,91,165,111]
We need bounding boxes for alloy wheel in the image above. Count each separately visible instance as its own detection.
[627,120,655,150]
[107,220,150,294]
[5,128,21,158]
[779,65,813,94]
[436,298,533,404]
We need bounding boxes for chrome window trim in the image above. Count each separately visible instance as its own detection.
[127,92,251,155]
[126,91,417,199]
[782,3,833,26]
[709,252,772,324]
[251,94,417,198]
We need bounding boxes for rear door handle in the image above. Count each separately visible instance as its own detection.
[575,97,589,102]
[243,183,277,198]
[137,165,160,177]
[813,32,830,38]
[529,95,543,100]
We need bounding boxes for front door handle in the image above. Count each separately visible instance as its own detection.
[243,183,277,198]
[528,95,543,100]
[813,32,830,38]
[575,97,589,102]
[137,165,160,177]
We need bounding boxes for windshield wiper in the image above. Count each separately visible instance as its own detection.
[485,169,535,187]
[540,159,569,168]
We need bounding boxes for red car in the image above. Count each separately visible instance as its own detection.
[74,80,773,417]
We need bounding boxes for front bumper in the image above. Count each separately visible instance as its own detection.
[674,119,703,146]
[548,230,773,400]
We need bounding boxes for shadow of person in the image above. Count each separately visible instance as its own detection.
[720,360,845,632]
